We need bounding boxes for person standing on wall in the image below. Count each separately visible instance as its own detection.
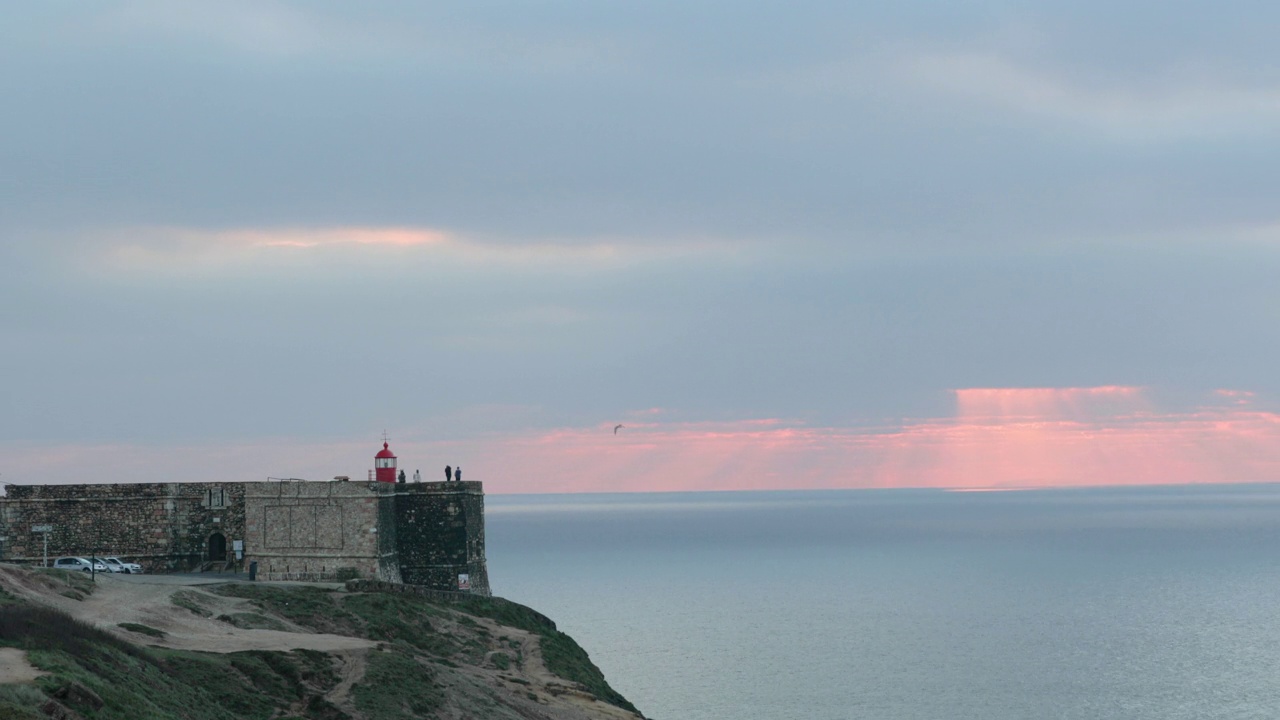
[398,469,406,483]
[455,466,462,482]
[445,465,452,482]
[413,469,421,483]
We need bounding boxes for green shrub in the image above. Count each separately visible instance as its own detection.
[0,684,48,718]
[490,651,510,670]
[208,585,356,634]
[450,596,556,634]
[351,649,442,718]
[170,591,212,618]
[0,605,142,661]
[0,702,46,719]
[35,569,95,596]
[540,631,638,713]
[216,613,288,631]
[0,606,342,720]
[117,623,165,638]
[340,594,459,657]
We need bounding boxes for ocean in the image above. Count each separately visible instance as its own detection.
[486,486,1280,720]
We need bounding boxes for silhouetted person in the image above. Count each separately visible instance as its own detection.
[445,465,453,482]
[397,469,406,483]
[455,466,462,482]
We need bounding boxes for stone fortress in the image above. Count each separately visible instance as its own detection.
[0,441,490,595]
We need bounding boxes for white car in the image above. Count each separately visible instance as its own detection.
[53,557,108,573]
[101,557,143,574]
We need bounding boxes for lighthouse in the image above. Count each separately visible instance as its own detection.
[374,441,397,483]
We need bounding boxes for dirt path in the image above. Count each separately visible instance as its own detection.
[323,648,369,710]
[476,620,643,720]
[0,567,375,655]
[0,648,47,684]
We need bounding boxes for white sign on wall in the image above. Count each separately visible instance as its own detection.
[457,573,470,591]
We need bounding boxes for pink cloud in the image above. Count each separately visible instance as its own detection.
[232,227,449,249]
[464,388,1280,492]
[954,385,1146,422]
[91,226,454,275]
[86,225,740,277]
[6,388,1280,494]
[1215,388,1257,405]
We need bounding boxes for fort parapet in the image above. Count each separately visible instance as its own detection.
[0,479,489,595]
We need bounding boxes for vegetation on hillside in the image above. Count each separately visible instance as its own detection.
[0,577,640,719]
[0,603,345,719]
[212,583,640,714]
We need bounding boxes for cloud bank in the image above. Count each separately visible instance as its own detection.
[8,388,1278,493]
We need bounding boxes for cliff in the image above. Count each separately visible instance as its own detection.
[0,566,644,720]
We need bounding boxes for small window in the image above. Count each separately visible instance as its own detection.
[207,488,225,508]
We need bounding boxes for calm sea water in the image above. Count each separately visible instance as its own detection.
[486,486,1280,720]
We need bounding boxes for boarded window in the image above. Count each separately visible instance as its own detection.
[207,488,225,508]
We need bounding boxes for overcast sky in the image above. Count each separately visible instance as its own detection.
[4,1,1280,491]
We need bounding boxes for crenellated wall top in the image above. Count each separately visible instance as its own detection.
[2,482,243,501]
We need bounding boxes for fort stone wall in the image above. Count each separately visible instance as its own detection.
[394,481,490,595]
[243,480,402,583]
[0,477,491,595]
[0,482,246,573]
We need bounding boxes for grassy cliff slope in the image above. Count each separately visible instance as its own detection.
[0,567,643,720]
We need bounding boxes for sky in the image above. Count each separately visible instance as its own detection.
[3,1,1280,493]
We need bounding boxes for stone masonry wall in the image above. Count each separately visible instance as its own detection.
[394,481,490,595]
[242,480,402,583]
[0,478,489,593]
[0,483,246,572]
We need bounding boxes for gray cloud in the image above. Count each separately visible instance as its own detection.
[2,1,1279,454]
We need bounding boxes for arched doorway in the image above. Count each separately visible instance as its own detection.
[208,532,227,562]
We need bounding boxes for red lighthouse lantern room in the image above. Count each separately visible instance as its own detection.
[374,441,397,483]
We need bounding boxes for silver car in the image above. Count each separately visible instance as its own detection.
[52,556,109,573]
[101,556,143,574]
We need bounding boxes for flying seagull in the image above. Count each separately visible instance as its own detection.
[614,424,624,435]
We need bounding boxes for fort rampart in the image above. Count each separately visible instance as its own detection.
[242,480,398,582]
[0,482,244,573]
[394,482,490,595]
[0,479,489,595]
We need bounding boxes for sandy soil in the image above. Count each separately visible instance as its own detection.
[0,566,373,654]
[323,647,369,708]
[0,647,48,684]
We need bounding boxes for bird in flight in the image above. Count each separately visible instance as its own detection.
[614,424,624,435]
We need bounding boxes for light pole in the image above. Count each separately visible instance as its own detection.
[31,525,52,567]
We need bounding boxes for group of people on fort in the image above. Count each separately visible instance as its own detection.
[397,466,463,483]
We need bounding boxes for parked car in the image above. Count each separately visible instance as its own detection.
[101,557,143,574]
[90,557,124,573]
[53,557,108,573]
